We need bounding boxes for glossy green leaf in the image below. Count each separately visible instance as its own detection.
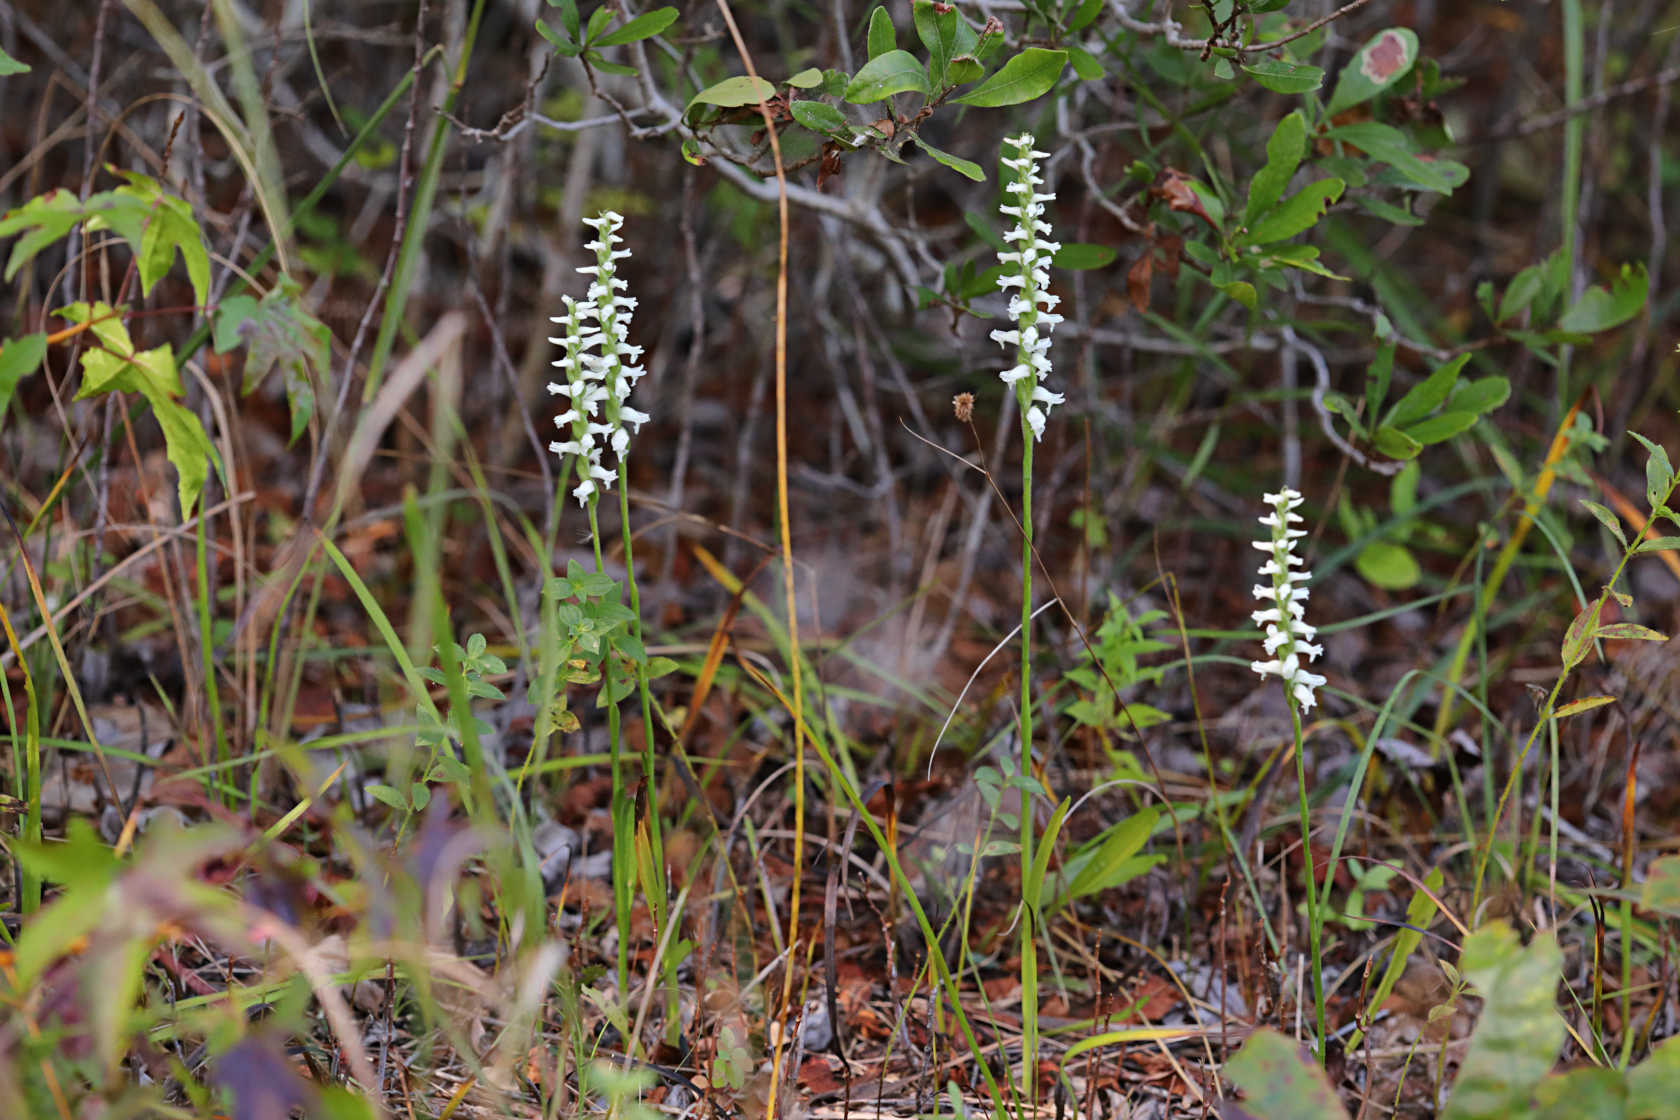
[591,6,677,46]
[1446,376,1510,416]
[1225,1028,1347,1120]
[1243,58,1324,94]
[1066,45,1104,80]
[1557,262,1649,335]
[784,67,824,88]
[0,332,47,417]
[953,47,1067,107]
[1326,27,1419,115]
[1245,111,1307,226]
[583,6,613,42]
[843,50,930,102]
[1242,178,1344,245]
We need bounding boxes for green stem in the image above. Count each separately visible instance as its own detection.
[1291,701,1326,1062]
[1017,398,1038,1112]
[589,498,631,1001]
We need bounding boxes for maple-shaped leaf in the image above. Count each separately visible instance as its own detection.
[0,190,84,282]
[213,278,329,444]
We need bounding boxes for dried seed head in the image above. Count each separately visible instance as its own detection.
[952,392,975,422]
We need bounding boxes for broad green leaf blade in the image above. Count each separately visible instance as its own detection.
[0,332,47,417]
[910,136,982,181]
[1442,924,1565,1120]
[1384,352,1469,429]
[1557,262,1649,335]
[1498,260,1547,323]
[1243,58,1324,94]
[1326,28,1419,115]
[1242,178,1344,245]
[1066,807,1161,900]
[952,47,1066,107]
[1225,1028,1348,1120]
[1373,424,1422,459]
[1446,376,1511,416]
[1245,111,1307,226]
[592,6,678,46]
[1627,1035,1680,1117]
[0,189,84,282]
[784,67,824,88]
[1579,499,1627,547]
[843,50,930,102]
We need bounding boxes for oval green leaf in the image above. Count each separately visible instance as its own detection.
[1242,178,1344,245]
[1243,58,1324,94]
[1052,242,1116,270]
[1356,540,1422,590]
[843,50,930,102]
[591,7,678,46]
[790,100,849,133]
[910,136,983,181]
[1326,28,1419,115]
[953,47,1066,107]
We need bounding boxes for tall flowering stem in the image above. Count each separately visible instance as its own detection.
[990,132,1063,1109]
[1250,487,1328,1061]
[547,211,661,1012]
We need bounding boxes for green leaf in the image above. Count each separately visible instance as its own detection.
[1067,0,1103,32]
[1447,375,1511,416]
[1627,1035,1680,1117]
[1065,807,1162,900]
[1242,178,1344,245]
[148,395,213,516]
[1634,535,1680,555]
[1640,855,1680,918]
[1629,431,1675,509]
[1385,352,1469,429]
[1224,1028,1347,1120]
[1327,120,1458,193]
[1561,595,1604,671]
[1498,261,1547,324]
[0,190,85,282]
[1354,194,1425,226]
[1350,867,1441,1051]
[1580,500,1627,547]
[790,100,849,133]
[213,279,330,444]
[135,187,211,309]
[1023,798,1071,911]
[1052,243,1116,270]
[1243,58,1324,94]
[1245,111,1307,226]
[1363,340,1395,424]
[366,783,410,811]
[0,332,47,417]
[843,50,930,102]
[952,47,1066,107]
[910,136,982,181]
[1066,46,1104,81]
[784,68,824,88]
[535,18,580,54]
[1596,622,1668,642]
[1356,540,1421,590]
[583,6,613,42]
[1552,695,1615,720]
[1443,924,1566,1120]
[1325,28,1419,115]
[866,5,895,59]
[1402,410,1479,445]
[0,44,30,75]
[685,75,777,118]
[1373,424,1421,459]
[912,0,962,89]
[592,6,678,46]
[1557,262,1649,335]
